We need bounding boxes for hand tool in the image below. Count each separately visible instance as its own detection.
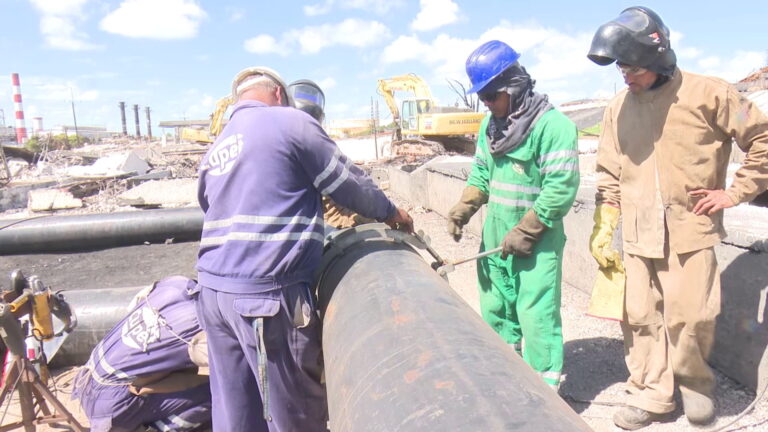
[436,247,503,276]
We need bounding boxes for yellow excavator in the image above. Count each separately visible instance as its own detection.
[377,73,484,155]
[178,95,233,143]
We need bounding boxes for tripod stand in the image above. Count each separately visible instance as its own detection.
[0,301,84,432]
[0,354,85,432]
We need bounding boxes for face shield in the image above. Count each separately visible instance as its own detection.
[288,80,326,123]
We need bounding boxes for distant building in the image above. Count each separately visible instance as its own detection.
[0,126,15,142]
[327,119,372,138]
[735,66,768,92]
[50,125,111,140]
[736,66,768,114]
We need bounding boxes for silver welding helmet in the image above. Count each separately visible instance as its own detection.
[288,79,326,123]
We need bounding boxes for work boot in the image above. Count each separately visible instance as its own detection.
[682,391,715,426]
[613,406,665,430]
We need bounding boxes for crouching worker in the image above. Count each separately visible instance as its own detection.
[72,275,211,432]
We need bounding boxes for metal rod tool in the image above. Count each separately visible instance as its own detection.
[436,247,503,276]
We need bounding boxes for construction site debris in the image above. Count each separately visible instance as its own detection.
[65,150,150,178]
[117,178,197,208]
[28,189,82,212]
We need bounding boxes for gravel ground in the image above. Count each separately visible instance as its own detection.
[1,194,765,431]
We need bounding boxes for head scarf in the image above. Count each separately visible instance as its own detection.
[486,64,553,156]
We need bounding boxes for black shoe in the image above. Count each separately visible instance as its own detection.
[613,406,666,430]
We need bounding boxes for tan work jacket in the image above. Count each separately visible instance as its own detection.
[596,69,768,257]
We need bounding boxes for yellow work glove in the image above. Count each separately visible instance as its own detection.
[589,204,622,269]
[446,186,488,242]
[500,209,548,259]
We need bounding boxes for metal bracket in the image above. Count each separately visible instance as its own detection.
[315,223,446,294]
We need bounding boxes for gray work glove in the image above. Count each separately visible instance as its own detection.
[500,209,548,259]
[447,186,488,242]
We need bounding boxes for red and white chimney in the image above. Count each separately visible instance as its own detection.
[11,73,28,144]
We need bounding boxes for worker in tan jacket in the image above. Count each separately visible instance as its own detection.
[587,6,768,430]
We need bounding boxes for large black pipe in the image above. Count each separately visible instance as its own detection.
[315,225,591,431]
[48,285,144,367]
[0,207,203,254]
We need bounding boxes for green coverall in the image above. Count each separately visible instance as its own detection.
[466,109,580,388]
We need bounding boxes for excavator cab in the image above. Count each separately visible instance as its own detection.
[400,98,432,135]
[377,74,483,155]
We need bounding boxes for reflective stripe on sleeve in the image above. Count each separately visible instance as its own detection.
[538,149,578,165]
[539,161,578,174]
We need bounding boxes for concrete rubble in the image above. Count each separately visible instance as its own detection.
[0,137,205,216]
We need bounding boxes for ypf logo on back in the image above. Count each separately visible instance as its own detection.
[208,133,244,176]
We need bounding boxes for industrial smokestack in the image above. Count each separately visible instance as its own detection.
[11,73,27,144]
[145,106,152,140]
[133,104,140,138]
[118,102,127,136]
[32,117,43,135]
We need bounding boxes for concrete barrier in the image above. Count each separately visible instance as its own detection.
[386,155,768,391]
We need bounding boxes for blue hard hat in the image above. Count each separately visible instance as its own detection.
[465,40,521,94]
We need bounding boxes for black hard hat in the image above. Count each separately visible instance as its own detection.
[587,6,676,76]
[288,79,325,123]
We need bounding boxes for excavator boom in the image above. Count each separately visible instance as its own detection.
[377,73,484,155]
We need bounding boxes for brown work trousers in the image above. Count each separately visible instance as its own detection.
[622,246,721,414]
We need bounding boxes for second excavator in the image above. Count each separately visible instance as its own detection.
[377,73,484,155]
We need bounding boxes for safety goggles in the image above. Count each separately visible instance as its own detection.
[616,63,649,76]
[478,90,502,103]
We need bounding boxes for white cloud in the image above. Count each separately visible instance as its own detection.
[33,82,100,102]
[167,89,215,120]
[697,51,765,82]
[29,0,100,50]
[244,35,285,55]
[29,0,89,16]
[304,0,403,16]
[318,77,337,90]
[671,29,763,82]
[379,20,606,105]
[229,9,245,22]
[186,93,216,119]
[411,0,459,32]
[698,56,721,69]
[304,1,333,16]
[100,0,206,39]
[326,102,351,117]
[283,19,391,54]
[677,47,702,60]
[381,36,431,63]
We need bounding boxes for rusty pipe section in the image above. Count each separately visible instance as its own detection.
[0,207,203,254]
[315,225,591,432]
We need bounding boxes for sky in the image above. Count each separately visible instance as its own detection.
[1,0,766,134]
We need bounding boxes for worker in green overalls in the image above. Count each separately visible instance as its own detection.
[447,40,580,390]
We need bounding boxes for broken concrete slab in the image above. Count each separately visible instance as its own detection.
[117,178,197,208]
[0,180,58,212]
[4,159,29,179]
[28,188,83,212]
[65,151,150,178]
[126,170,172,187]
